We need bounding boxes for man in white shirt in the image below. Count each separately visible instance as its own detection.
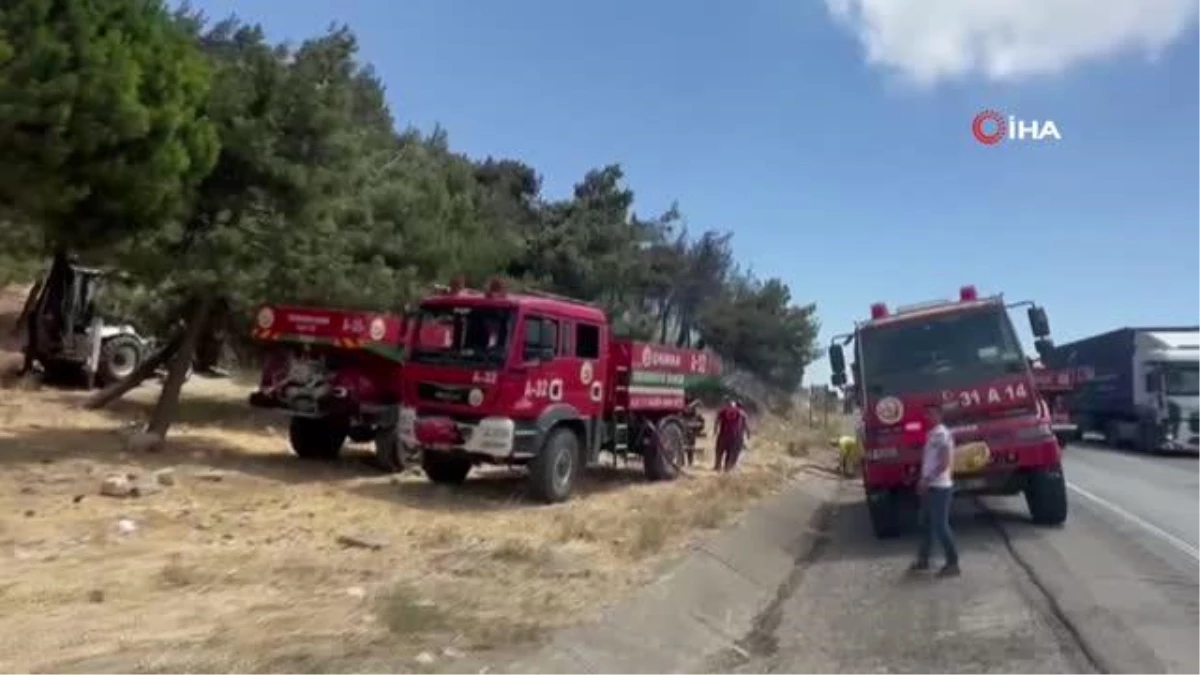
[911,402,960,576]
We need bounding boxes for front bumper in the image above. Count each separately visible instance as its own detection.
[399,406,539,460]
[862,437,1062,490]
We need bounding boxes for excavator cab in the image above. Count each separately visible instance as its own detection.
[18,254,147,387]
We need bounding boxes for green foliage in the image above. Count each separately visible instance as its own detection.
[0,0,217,249]
[0,8,822,393]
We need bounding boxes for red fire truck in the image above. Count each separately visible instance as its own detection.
[398,278,721,503]
[247,304,445,471]
[829,285,1068,538]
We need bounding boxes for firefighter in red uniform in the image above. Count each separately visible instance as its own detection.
[713,398,750,472]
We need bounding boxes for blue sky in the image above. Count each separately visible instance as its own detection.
[183,0,1199,385]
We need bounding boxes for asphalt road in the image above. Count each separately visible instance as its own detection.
[709,445,1199,674]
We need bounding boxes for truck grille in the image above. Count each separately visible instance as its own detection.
[418,381,471,405]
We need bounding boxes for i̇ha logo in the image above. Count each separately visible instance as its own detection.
[972,109,1061,146]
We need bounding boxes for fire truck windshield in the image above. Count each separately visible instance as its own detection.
[859,305,1026,396]
[410,304,514,368]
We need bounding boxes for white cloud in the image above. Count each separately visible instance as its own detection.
[824,0,1199,86]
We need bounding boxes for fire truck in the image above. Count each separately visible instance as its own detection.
[247,305,434,471]
[828,285,1068,538]
[397,278,721,503]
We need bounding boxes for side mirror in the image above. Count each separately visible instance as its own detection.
[831,371,847,387]
[1034,337,1054,361]
[1028,306,1050,338]
[828,344,846,377]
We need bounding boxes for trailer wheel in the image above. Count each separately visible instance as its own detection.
[1025,466,1068,526]
[289,416,348,461]
[98,335,144,386]
[421,451,471,485]
[529,425,581,503]
[644,417,687,482]
[867,489,904,539]
[1104,420,1127,449]
[374,426,405,473]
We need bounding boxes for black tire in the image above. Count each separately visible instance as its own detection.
[644,417,687,482]
[1025,466,1068,526]
[374,426,405,473]
[867,489,904,539]
[529,425,581,503]
[421,451,471,485]
[97,334,144,386]
[1105,420,1127,449]
[42,359,86,385]
[288,415,348,461]
[348,425,376,444]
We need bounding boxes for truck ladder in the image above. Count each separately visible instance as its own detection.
[611,365,631,466]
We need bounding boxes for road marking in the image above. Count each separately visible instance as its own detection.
[1066,481,1200,562]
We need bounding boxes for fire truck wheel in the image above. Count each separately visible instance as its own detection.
[421,452,471,485]
[645,418,687,482]
[866,490,903,539]
[289,416,348,461]
[529,426,581,503]
[374,427,405,473]
[1025,468,1068,526]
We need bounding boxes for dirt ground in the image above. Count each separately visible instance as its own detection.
[0,287,839,674]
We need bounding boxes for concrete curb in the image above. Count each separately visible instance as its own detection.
[503,475,842,674]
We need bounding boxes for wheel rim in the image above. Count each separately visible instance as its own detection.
[661,424,684,466]
[108,345,138,378]
[552,443,574,490]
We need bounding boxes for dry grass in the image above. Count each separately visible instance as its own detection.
[0,293,838,673]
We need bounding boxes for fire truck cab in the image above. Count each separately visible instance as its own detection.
[829,285,1069,538]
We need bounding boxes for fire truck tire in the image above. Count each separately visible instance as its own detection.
[374,427,405,473]
[866,490,903,539]
[644,417,687,482]
[289,416,348,461]
[528,426,581,504]
[421,452,471,485]
[1025,467,1068,526]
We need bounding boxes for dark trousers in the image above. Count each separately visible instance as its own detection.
[917,486,958,566]
[714,436,743,471]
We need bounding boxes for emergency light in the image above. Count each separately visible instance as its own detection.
[959,285,978,301]
[486,277,506,296]
[448,275,466,294]
[870,302,889,319]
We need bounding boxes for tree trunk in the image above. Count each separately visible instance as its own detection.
[146,293,215,437]
[657,298,673,344]
[81,328,185,409]
[675,308,692,348]
[12,275,43,337]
